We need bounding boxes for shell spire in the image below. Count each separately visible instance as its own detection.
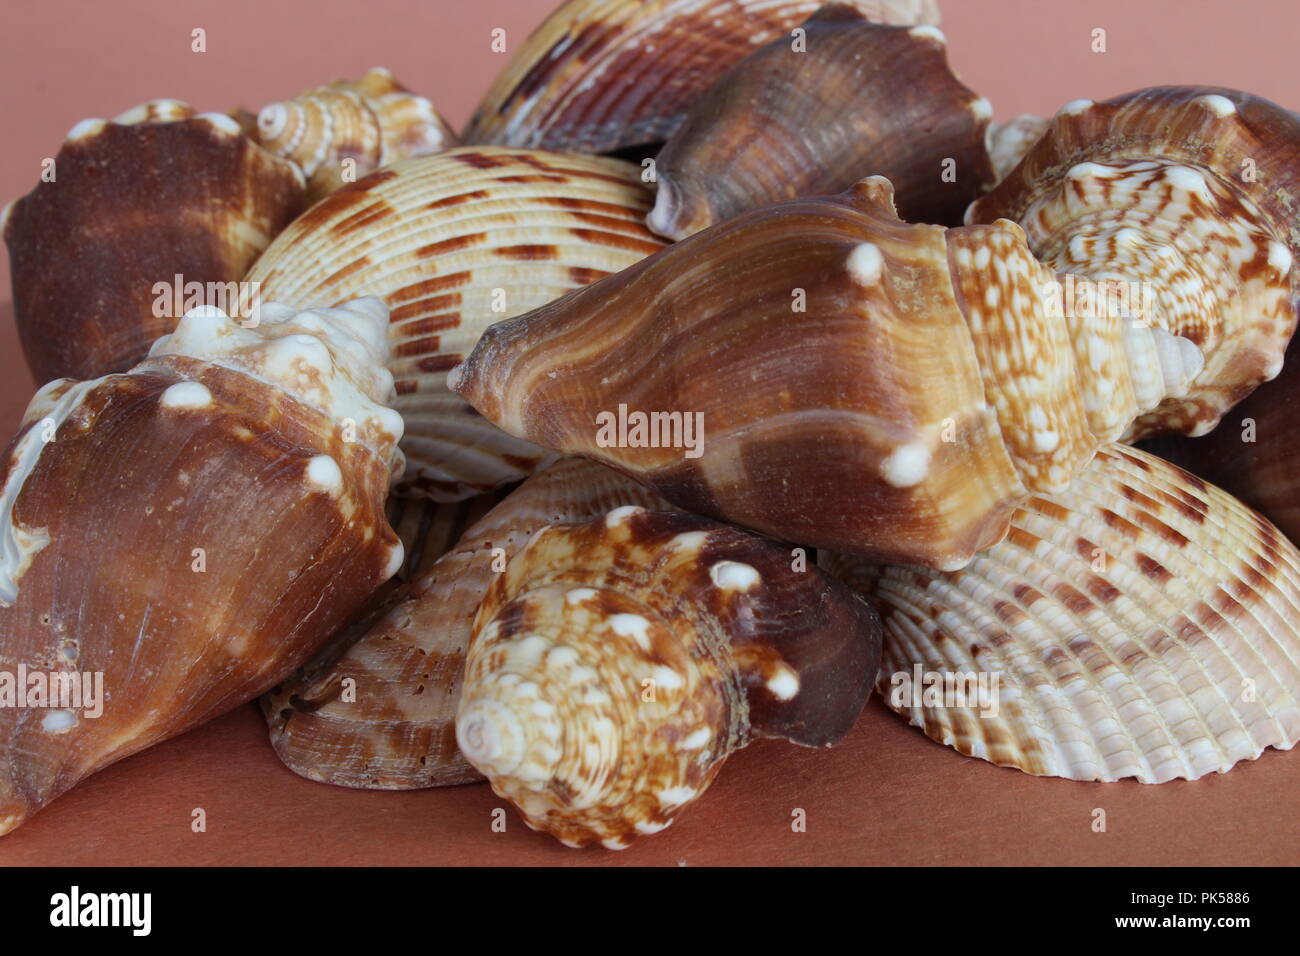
[457,507,882,848]
[451,176,1203,569]
[968,87,1300,438]
[0,300,403,834]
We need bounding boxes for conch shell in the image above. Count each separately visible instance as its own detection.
[450,176,1205,569]
[985,113,1048,183]
[463,0,939,153]
[648,8,994,238]
[824,444,1300,783]
[968,87,1300,438]
[263,457,672,790]
[254,67,457,202]
[0,299,405,834]
[458,507,882,847]
[3,104,307,383]
[245,146,667,501]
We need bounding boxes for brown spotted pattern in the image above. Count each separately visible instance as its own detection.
[458,506,880,847]
[464,0,938,152]
[245,147,666,501]
[824,443,1300,783]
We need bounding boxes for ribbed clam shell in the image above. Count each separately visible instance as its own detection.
[824,444,1300,783]
[0,301,404,834]
[648,11,994,238]
[464,0,938,153]
[451,176,1202,569]
[385,490,511,584]
[255,67,457,202]
[3,106,306,383]
[458,506,881,847]
[968,87,1300,439]
[246,147,667,501]
[261,458,673,790]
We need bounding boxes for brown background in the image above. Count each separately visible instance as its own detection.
[1,0,1298,865]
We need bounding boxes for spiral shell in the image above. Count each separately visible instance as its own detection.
[985,113,1048,183]
[457,507,882,847]
[451,176,1204,569]
[463,0,939,153]
[968,87,1300,438]
[2,104,306,383]
[262,457,673,790]
[0,299,405,834]
[255,67,457,202]
[823,444,1300,783]
[648,9,994,239]
[246,146,667,501]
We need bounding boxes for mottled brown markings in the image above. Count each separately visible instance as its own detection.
[1098,507,1144,538]
[542,195,645,220]
[416,354,463,374]
[453,151,519,170]
[320,254,373,287]
[394,380,418,395]
[427,189,490,210]
[415,234,487,258]
[1135,553,1174,584]
[1075,536,1099,560]
[394,335,443,359]
[497,174,569,185]
[1086,575,1120,604]
[568,227,663,255]
[1026,496,1071,523]
[391,296,461,323]
[389,271,473,304]
[1134,511,1191,549]
[1053,582,1094,616]
[569,266,611,285]
[494,244,560,261]
[1013,583,1044,605]
[393,313,461,337]
[331,200,397,238]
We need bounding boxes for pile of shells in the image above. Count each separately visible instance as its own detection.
[2,0,1298,849]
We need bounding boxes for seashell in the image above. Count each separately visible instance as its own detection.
[968,87,1300,439]
[2,104,307,383]
[262,457,673,790]
[255,67,458,203]
[246,146,667,501]
[385,489,512,584]
[450,175,1207,569]
[647,8,994,239]
[985,113,1048,183]
[822,444,1300,783]
[457,506,882,848]
[0,299,405,834]
[463,0,939,154]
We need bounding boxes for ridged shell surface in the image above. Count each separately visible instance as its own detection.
[3,106,306,383]
[262,458,672,790]
[824,444,1300,783]
[464,0,939,153]
[246,147,667,501]
[0,300,404,834]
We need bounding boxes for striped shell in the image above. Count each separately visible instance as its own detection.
[968,87,1300,439]
[0,300,405,833]
[458,506,881,847]
[255,67,457,202]
[245,146,667,501]
[451,176,1203,569]
[464,0,939,153]
[648,10,994,238]
[824,444,1300,783]
[3,104,306,383]
[262,458,673,790]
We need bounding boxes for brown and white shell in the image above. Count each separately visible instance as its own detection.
[0,299,405,834]
[2,104,307,383]
[648,8,994,238]
[823,444,1300,783]
[450,176,1203,569]
[985,113,1048,183]
[255,67,457,203]
[262,457,672,790]
[463,0,939,153]
[458,506,882,848]
[245,146,667,501]
[968,87,1300,438]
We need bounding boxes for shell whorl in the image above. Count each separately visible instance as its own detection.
[969,87,1300,438]
[457,507,881,848]
[255,67,456,200]
[824,444,1300,783]
[451,176,1202,568]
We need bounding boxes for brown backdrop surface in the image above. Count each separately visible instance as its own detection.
[0,0,1298,865]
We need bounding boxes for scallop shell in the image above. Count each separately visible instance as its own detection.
[255,67,458,203]
[451,176,1203,569]
[823,444,1300,783]
[261,457,673,790]
[2,105,307,383]
[463,0,939,153]
[458,506,882,847]
[245,146,668,501]
[968,87,1300,438]
[648,9,994,239]
[0,299,405,834]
